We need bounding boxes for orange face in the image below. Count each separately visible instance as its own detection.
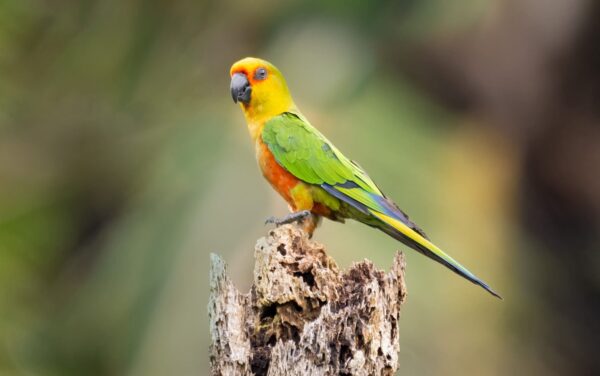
[230,60,270,95]
[229,57,294,122]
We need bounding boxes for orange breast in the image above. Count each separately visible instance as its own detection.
[256,140,335,218]
[257,140,300,206]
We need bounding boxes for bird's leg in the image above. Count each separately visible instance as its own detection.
[266,187,319,235]
[265,210,312,226]
[301,213,321,238]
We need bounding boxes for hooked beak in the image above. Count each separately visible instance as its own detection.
[230,73,251,104]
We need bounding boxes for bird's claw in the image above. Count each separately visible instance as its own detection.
[264,216,278,225]
[265,210,311,227]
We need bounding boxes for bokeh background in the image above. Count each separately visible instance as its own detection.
[1,0,599,375]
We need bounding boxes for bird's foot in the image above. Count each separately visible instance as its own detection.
[265,210,312,226]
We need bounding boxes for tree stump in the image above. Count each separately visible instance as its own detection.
[209,224,407,376]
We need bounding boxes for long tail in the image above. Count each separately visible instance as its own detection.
[369,210,502,299]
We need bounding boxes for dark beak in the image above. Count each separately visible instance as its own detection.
[230,73,251,104]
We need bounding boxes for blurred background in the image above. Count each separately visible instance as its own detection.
[1,0,599,375]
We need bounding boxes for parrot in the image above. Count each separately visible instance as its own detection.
[229,57,501,299]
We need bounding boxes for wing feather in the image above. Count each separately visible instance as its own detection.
[262,112,425,236]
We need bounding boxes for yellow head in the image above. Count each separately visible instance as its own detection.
[230,57,294,133]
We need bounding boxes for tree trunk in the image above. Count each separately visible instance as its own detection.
[209,224,407,376]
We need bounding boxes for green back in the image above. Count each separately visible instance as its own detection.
[262,112,381,194]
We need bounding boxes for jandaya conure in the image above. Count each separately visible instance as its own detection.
[230,57,501,298]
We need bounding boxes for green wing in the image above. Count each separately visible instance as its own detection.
[262,112,380,193]
[262,112,425,235]
[261,112,501,298]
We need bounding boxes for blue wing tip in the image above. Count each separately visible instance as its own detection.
[478,280,503,300]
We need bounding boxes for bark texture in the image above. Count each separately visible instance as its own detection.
[209,224,407,376]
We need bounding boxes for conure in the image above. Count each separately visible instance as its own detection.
[230,57,500,298]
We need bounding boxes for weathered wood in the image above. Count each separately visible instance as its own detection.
[209,224,407,376]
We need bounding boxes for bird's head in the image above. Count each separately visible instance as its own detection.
[230,57,294,122]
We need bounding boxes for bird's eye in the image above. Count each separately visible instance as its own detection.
[254,67,267,80]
